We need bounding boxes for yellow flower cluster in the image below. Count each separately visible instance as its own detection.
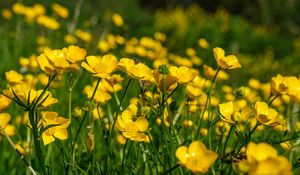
[116,104,151,142]
[37,45,86,74]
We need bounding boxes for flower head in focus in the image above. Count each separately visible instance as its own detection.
[213,47,241,69]
[39,111,70,145]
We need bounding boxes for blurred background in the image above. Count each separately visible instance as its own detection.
[1,0,300,82]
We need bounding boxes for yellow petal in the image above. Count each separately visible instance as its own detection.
[135,117,149,132]
[42,132,55,145]
[176,146,189,164]
[0,113,11,129]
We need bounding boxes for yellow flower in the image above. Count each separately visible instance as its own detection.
[203,64,229,81]
[198,38,209,49]
[186,84,203,99]
[75,29,92,43]
[98,74,124,93]
[213,47,241,69]
[81,54,118,78]
[169,66,196,84]
[39,111,70,145]
[5,70,23,84]
[116,104,150,142]
[62,45,86,63]
[246,142,292,175]
[254,102,280,126]
[51,3,69,19]
[83,82,112,104]
[64,34,77,44]
[176,141,218,173]
[37,46,86,74]
[2,9,12,19]
[36,15,60,30]
[118,58,153,81]
[0,94,12,112]
[7,84,57,108]
[112,13,124,27]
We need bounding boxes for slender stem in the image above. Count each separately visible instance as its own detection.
[68,0,84,33]
[196,68,220,139]
[0,126,37,175]
[32,74,56,109]
[161,163,180,175]
[71,78,101,170]
[121,139,129,172]
[108,78,132,144]
[29,109,47,175]
[223,125,234,157]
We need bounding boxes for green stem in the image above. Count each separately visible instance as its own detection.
[121,139,129,172]
[29,109,47,175]
[223,125,234,157]
[196,68,220,139]
[108,78,132,146]
[161,163,180,175]
[71,78,101,168]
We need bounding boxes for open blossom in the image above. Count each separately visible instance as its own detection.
[271,74,300,103]
[5,84,57,108]
[219,101,251,124]
[116,104,150,142]
[39,111,70,145]
[246,142,292,175]
[118,58,153,81]
[82,54,118,78]
[37,46,86,74]
[176,141,218,173]
[169,66,196,84]
[254,102,281,126]
[213,47,241,69]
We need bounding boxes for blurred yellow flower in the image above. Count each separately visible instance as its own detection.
[198,38,209,49]
[176,141,218,173]
[0,94,12,112]
[37,15,60,30]
[83,83,112,104]
[51,3,69,19]
[75,29,92,43]
[246,142,292,175]
[2,9,12,19]
[112,13,124,27]
[39,111,70,145]
[5,70,23,84]
[82,54,118,78]
[116,104,150,142]
[169,66,196,84]
[64,34,77,44]
[213,47,241,69]
[270,75,300,103]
